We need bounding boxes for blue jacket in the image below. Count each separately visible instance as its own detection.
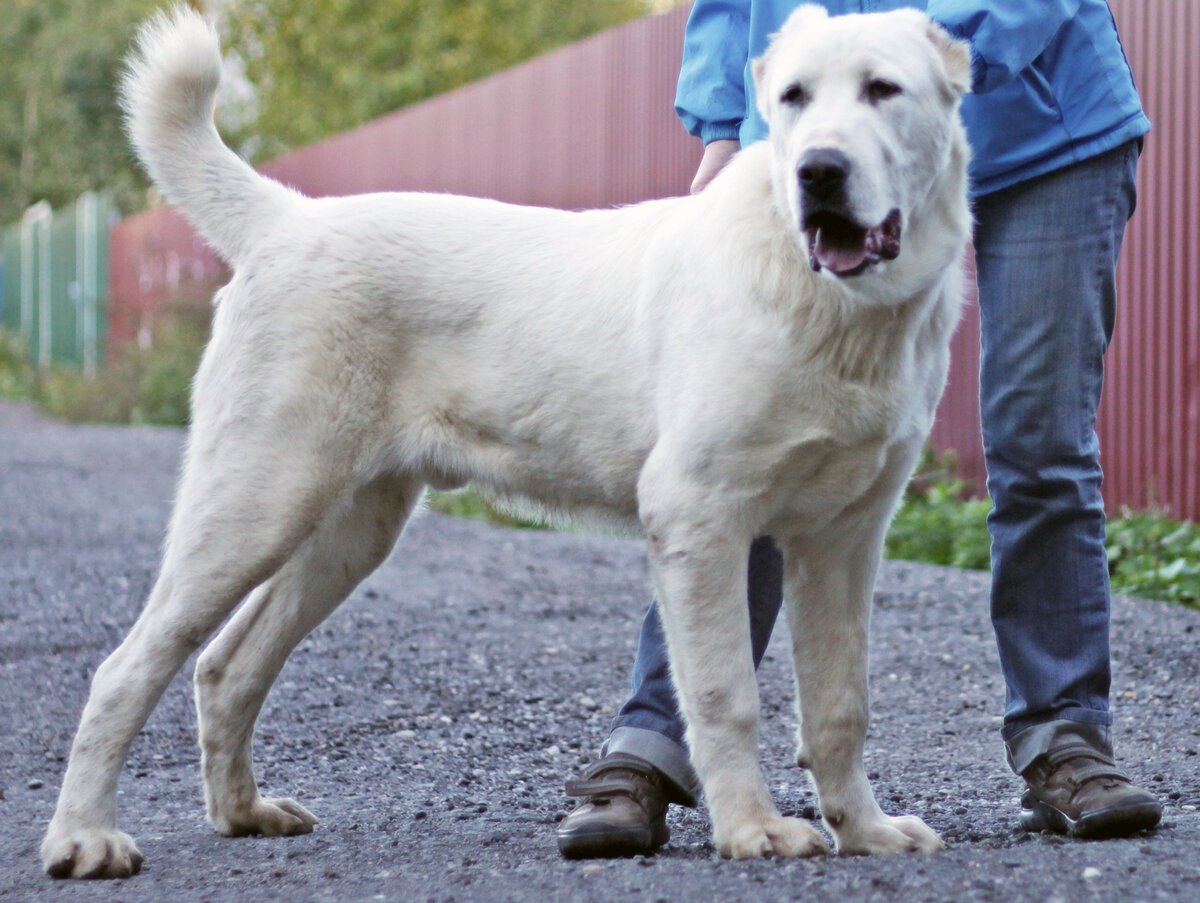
[675,0,1150,196]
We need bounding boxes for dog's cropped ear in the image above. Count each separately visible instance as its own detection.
[925,20,972,97]
[752,4,830,119]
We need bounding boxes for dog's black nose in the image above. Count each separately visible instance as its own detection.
[798,148,851,200]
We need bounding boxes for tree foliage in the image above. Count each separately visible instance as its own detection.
[219,0,649,162]
[0,0,650,226]
[0,0,167,224]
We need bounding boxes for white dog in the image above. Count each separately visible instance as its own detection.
[42,4,971,878]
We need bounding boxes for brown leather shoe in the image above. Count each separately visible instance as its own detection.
[557,754,670,858]
[1020,742,1162,838]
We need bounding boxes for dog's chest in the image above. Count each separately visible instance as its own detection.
[771,432,896,515]
[750,363,932,531]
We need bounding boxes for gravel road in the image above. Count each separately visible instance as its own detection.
[2,398,1198,902]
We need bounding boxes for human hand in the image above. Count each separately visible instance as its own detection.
[690,139,739,194]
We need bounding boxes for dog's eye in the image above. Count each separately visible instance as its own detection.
[780,84,808,107]
[865,79,902,103]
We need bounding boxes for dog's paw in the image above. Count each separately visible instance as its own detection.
[834,813,944,855]
[210,796,318,837]
[717,815,830,859]
[41,824,144,879]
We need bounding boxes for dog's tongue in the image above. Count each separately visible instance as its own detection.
[813,223,869,275]
[808,210,903,276]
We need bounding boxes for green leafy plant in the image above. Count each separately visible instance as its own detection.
[886,482,993,571]
[887,450,1200,610]
[1107,509,1200,608]
[886,449,993,571]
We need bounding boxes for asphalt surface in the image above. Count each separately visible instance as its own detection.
[2,397,1199,902]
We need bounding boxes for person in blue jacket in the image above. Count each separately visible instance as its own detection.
[557,0,1162,858]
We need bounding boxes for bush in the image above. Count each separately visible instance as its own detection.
[1107,509,1200,608]
[887,450,1200,610]
[0,330,38,398]
[885,449,993,571]
[886,482,993,571]
[0,307,207,426]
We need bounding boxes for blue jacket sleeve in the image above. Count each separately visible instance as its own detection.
[926,0,1085,94]
[674,0,751,144]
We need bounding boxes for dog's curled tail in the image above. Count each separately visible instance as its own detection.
[120,6,297,265]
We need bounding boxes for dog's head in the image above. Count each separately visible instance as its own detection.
[753,6,970,280]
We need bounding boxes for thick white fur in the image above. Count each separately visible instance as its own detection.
[42,4,971,877]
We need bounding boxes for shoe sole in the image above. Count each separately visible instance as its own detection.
[1021,797,1162,839]
[557,821,669,860]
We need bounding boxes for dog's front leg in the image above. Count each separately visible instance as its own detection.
[640,486,827,859]
[783,524,943,855]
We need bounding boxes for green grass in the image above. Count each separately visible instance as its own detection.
[425,489,541,530]
[4,328,1194,607]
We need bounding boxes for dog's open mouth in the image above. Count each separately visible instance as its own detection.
[804,208,902,277]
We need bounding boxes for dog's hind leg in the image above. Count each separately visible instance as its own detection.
[193,474,419,837]
[41,440,347,879]
[783,518,943,856]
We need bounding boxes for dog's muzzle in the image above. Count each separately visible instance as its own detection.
[798,149,902,278]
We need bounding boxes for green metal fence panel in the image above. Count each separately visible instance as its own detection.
[1,220,24,335]
[50,206,78,366]
[0,193,110,371]
[82,192,109,375]
[18,203,50,365]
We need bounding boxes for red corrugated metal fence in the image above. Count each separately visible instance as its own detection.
[1104,0,1200,521]
[260,6,696,206]
[934,0,1200,523]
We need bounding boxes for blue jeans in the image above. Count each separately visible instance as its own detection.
[603,140,1141,799]
[978,139,1139,772]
